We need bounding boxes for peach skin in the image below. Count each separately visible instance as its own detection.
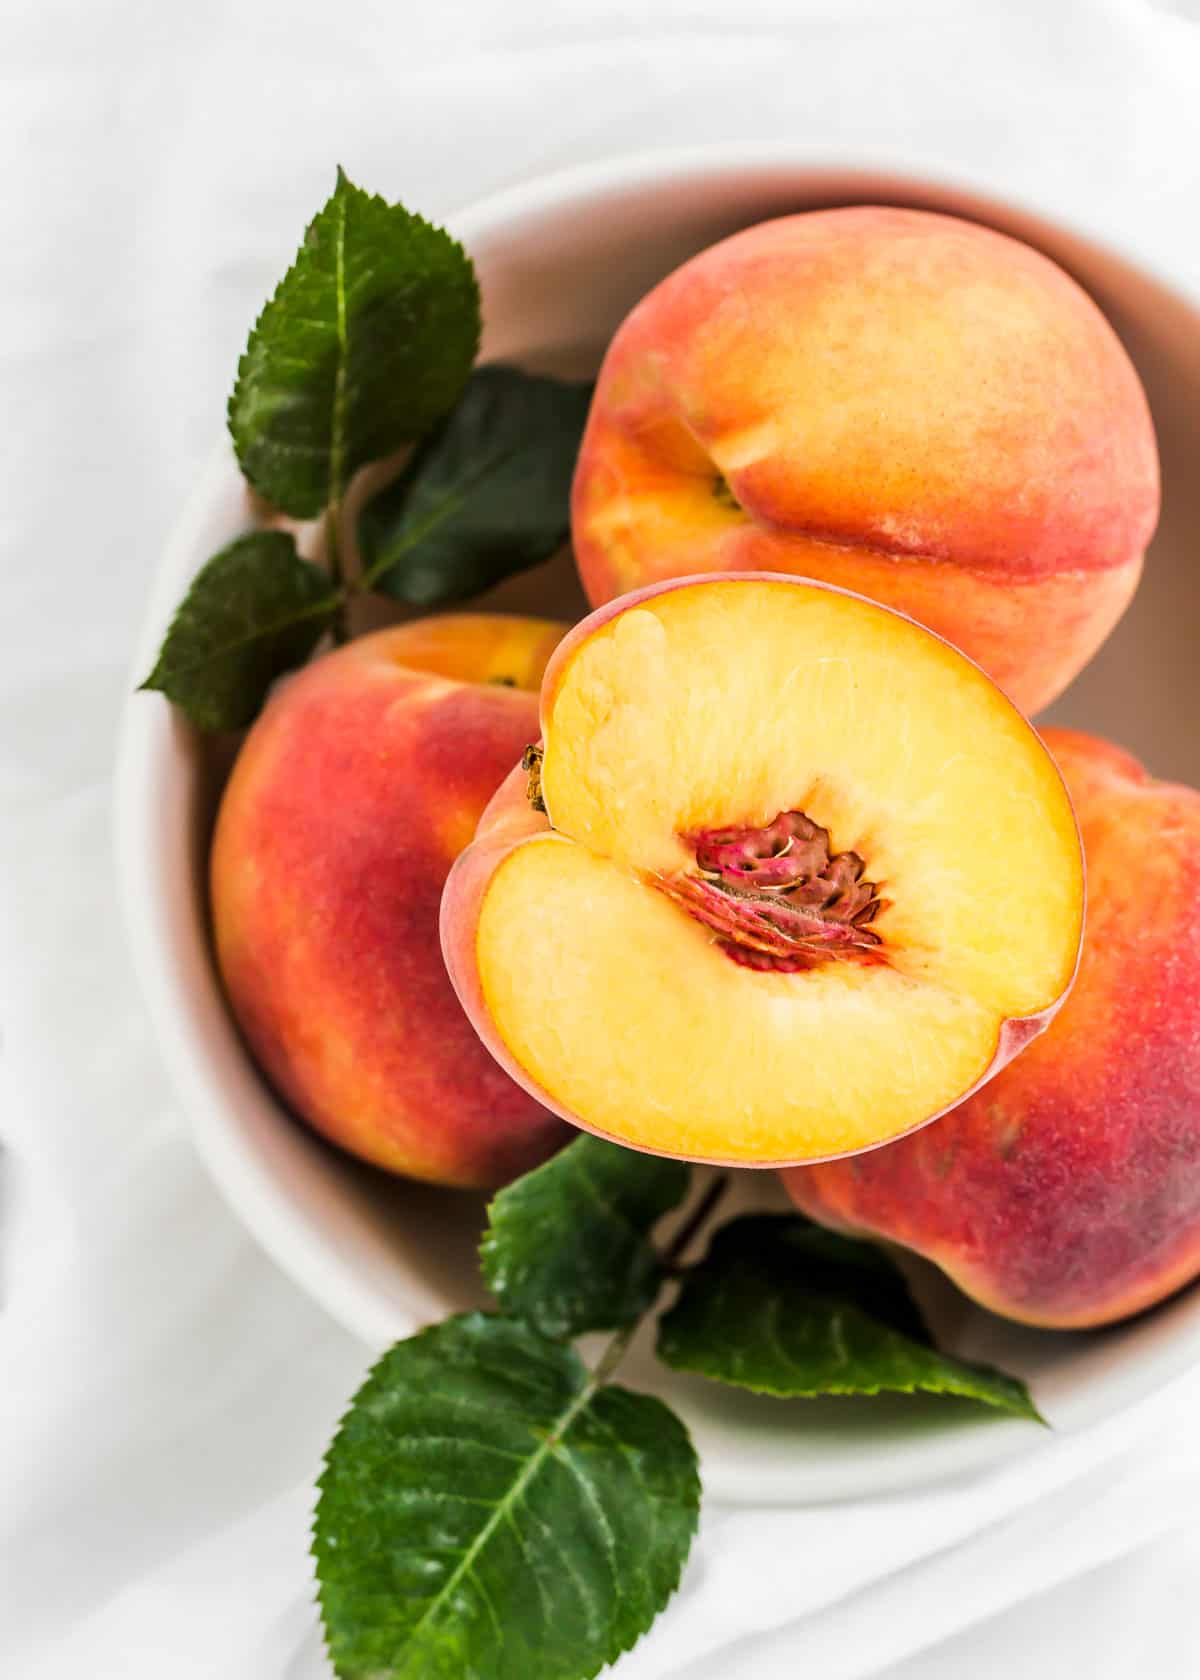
[211,614,570,1189]
[572,207,1160,714]
[786,729,1200,1329]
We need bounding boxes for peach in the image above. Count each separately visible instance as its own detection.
[572,207,1160,715]
[785,729,1200,1328]
[441,575,1084,1166]
[211,614,570,1188]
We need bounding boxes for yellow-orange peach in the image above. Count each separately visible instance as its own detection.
[211,615,570,1188]
[573,207,1159,714]
[785,729,1200,1328]
[441,575,1084,1166]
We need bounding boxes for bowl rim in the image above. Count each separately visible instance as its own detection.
[115,142,1200,1503]
[430,138,1200,308]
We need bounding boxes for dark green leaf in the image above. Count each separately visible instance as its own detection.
[229,169,480,517]
[481,1135,690,1339]
[314,1312,699,1680]
[360,365,593,606]
[657,1215,1043,1422]
[139,531,339,731]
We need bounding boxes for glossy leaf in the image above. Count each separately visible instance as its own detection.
[482,1135,690,1339]
[229,169,480,517]
[139,531,339,730]
[657,1215,1043,1421]
[315,1313,700,1680]
[360,365,593,605]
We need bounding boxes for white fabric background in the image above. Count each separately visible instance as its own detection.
[5,1,1200,1674]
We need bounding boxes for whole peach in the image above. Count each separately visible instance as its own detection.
[573,207,1159,714]
[785,729,1200,1328]
[211,615,569,1188]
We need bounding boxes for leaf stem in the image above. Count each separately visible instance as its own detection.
[585,1174,731,1390]
[587,1321,640,1391]
[324,180,350,643]
[660,1175,731,1271]
[324,503,348,642]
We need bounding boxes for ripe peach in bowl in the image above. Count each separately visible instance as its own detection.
[116,149,1200,1504]
[785,729,1200,1332]
[211,615,570,1190]
[573,207,1160,717]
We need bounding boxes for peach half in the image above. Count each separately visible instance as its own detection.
[441,575,1085,1166]
[572,207,1160,715]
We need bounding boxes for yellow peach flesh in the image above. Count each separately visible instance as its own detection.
[458,577,1084,1165]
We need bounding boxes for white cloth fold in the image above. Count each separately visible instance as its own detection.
[4,2,1200,1675]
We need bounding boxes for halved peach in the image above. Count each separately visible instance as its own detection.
[441,575,1085,1166]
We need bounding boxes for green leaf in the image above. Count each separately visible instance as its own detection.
[314,1313,699,1680]
[360,365,594,606]
[229,169,480,518]
[657,1215,1044,1422]
[139,531,340,731]
[481,1136,691,1340]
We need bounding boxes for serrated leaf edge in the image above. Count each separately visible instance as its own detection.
[312,1314,701,1680]
[227,168,481,518]
[138,591,338,692]
[479,1140,690,1340]
[657,1335,1044,1421]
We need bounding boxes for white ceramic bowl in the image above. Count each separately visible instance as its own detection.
[116,147,1200,1504]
